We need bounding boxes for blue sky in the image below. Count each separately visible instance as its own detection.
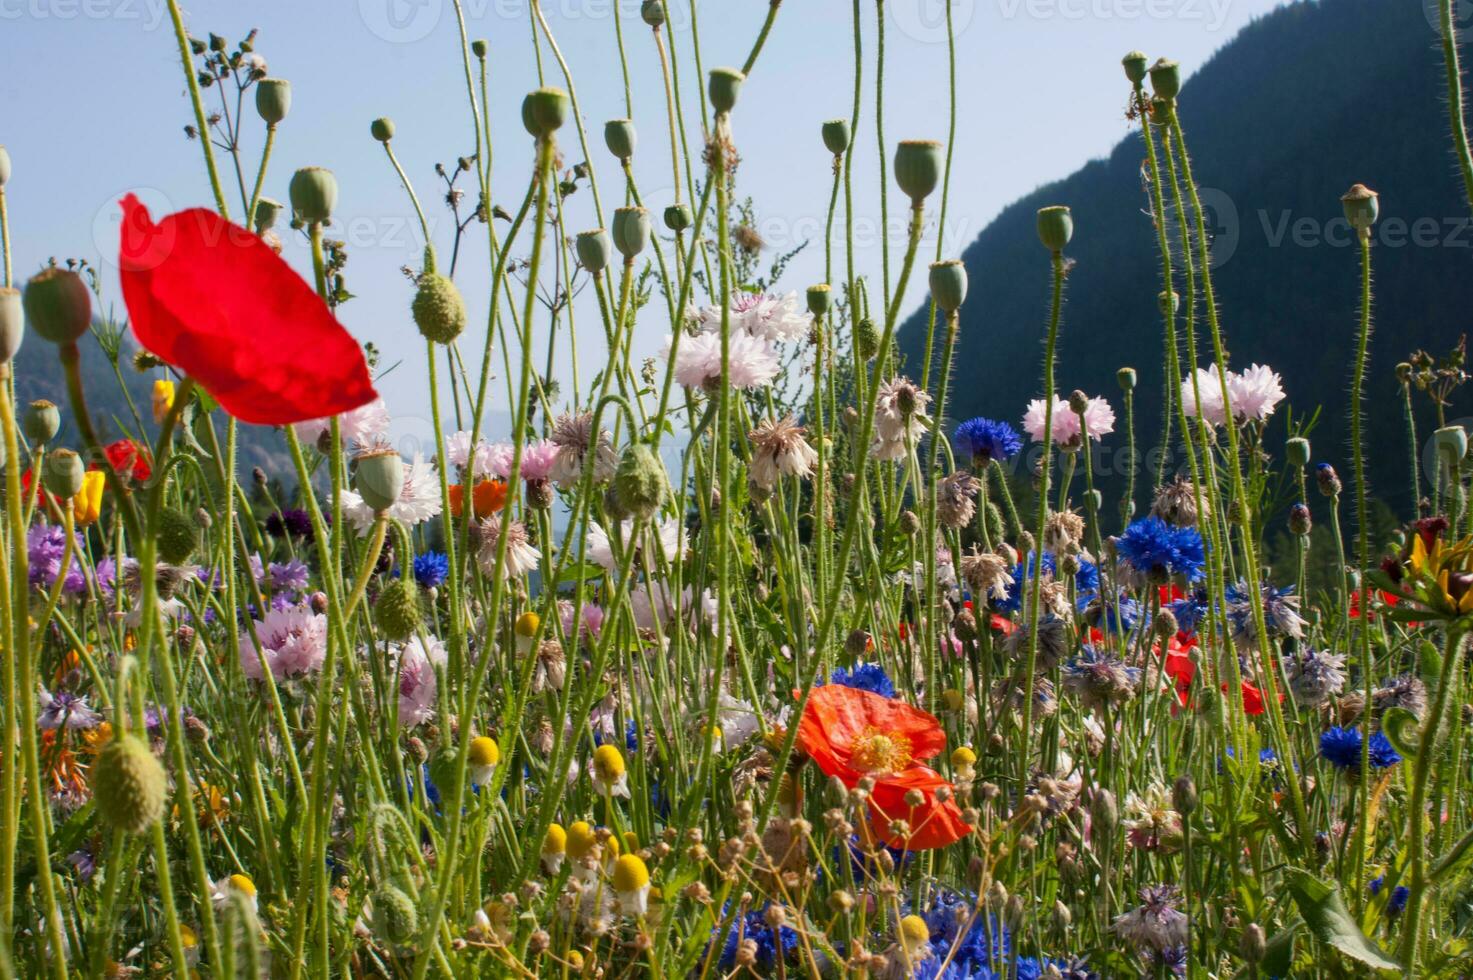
[2,0,1282,450]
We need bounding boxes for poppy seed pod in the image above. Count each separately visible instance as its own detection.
[0,287,21,369]
[1036,206,1073,253]
[613,442,666,520]
[157,507,199,565]
[663,204,692,232]
[821,118,851,156]
[24,400,59,445]
[894,140,941,205]
[1149,58,1181,100]
[289,166,338,224]
[576,229,614,273]
[355,450,405,513]
[1121,50,1149,84]
[1340,183,1379,231]
[611,207,651,260]
[253,197,284,233]
[521,87,570,138]
[641,0,665,26]
[255,78,291,125]
[708,67,745,115]
[23,267,92,345]
[928,260,968,313]
[604,119,637,161]
[375,576,422,641]
[807,284,832,317]
[412,273,467,344]
[1436,425,1468,462]
[1117,367,1137,391]
[0,145,10,186]
[471,39,488,58]
[1285,436,1311,467]
[45,448,86,499]
[371,117,396,143]
[92,734,167,835]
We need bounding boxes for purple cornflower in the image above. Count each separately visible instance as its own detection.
[27,525,85,594]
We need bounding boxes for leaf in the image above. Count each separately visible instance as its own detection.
[1285,870,1399,972]
[1261,921,1300,977]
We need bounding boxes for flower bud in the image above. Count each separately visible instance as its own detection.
[521,87,570,138]
[1316,462,1341,497]
[611,207,651,260]
[854,317,879,360]
[845,628,871,658]
[807,284,832,318]
[1171,773,1197,815]
[24,400,60,445]
[1117,367,1137,391]
[1067,389,1089,414]
[1090,788,1117,836]
[1148,58,1181,101]
[374,883,419,946]
[613,442,666,520]
[1435,424,1467,461]
[0,145,10,187]
[289,166,338,224]
[92,733,167,835]
[928,260,968,313]
[370,117,396,143]
[1036,205,1073,253]
[663,204,692,232]
[708,67,745,114]
[576,229,614,273]
[1285,436,1311,467]
[255,78,291,125]
[23,267,92,345]
[1239,923,1266,964]
[1340,183,1379,232]
[822,119,851,156]
[1121,50,1149,84]
[45,449,86,499]
[355,450,404,513]
[413,273,467,344]
[1159,290,1179,315]
[604,119,637,161]
[894,140,941,205]
[157,507,199,565]
[253,196,284,233]
[0,287,21,368]
[375,576,422,641]
[1289,502,1312,536]
[471,39,488,58]
[641,0,665,26]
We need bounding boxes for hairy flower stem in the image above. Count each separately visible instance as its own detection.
[1439,0,1473,219]
[1348,231,1376,897]
[165,0,230,220]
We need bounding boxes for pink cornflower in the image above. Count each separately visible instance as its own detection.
[396,635,445,727]
[519,439,560,483]
[293,396,390,450]
[1180,365,1227,426]
[669,330,780,390]
[475,515,541,579]
[239,604,329,681]
[1022,394,1115,447]
[1226,363,1286,422]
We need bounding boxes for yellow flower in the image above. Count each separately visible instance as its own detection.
[73,470,105,526]
[152,378,176,424]
[611,854,651,916]
[541,823,567,874]
[468,736,499,786]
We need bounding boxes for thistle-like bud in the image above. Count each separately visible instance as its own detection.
[44,449,85,499]
[0,145,10,187]
[1117,367,1137,391]
[413,273,467,344]
[807,284,832,318]
[613,442,666,520]
[23,267,92,345]
[355,450,405,513]
[255,78,291,125]
[23,400,60,445]
[521,87,570,138]
[375,576,422,641]
[375,883,420,946]
[822,119,851,156]
[1036,206,1073,253]
[0,287,21,369]
[663,205,692,232]
[928,260,968,313]
[370,117,396,143]
[604,119,637,161]
[92,734,167,835]
[611,207,651,260]
[1068,389,1089,414]
[1435,424,1467,461]
[899,510,921,536]
[1316,462,1342,498]
[253,197,284,233]
[1121,51,1149,84]
[1340,183,1379,232]
[1148,58,1181,101]
[854,317,880,360]
[1171,773,1197,815]
[845,628,871,658]
[576,229,614,273]
[1285,436,1311,467]
[157,507,199,565]
[894,140,941,205]
[289,166,337,224]
[1289,502,1312,536]
[1090,788,1117,837]
[708,67,745,114]
[640,0,665,27]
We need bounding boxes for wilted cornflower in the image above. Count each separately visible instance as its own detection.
[1062,646,1142,710]
[1112,884,1188,952]
[1079,589,1143,634]
[396,635,445,727]
[1121,784,1183,853]
[953,416,1023,467]
[1043,509,1085,556]
[1004,613,1071,672]
[1373,673,1428,719]
[473,515,540,580]
[961,550,1015,604]
[936,471,980,530]
[549,411,618,488]
[1226,581,1305,649]
[873,376,933,460]
[747,415,818,491]
[1284,648,1347,708]
[1150,477,1206,529]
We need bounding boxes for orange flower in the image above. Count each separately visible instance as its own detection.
[797,685,970,850]
[449,478,508,519]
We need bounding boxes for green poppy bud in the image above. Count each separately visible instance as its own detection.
[821,119,850,156]
[640,0,665,26]
[854,316,880,361]
[0,145,10,187]
[412,273,467,345]
[1036,205,1073,253]
[928,259,968,313]
[471,39,488,58]
[355,450,404,514]
[23,267,91,346]
[663,204,692,232]
[611,207,651,260]
[604,118,637,161]
[44,448,85,499]
[370,117,396,143]
[375,884,419,946]
[1436,425,1468,462]
[1117,367,1137,391]
[1340,183,1379,231]
[253,197,284,233]
[157,507,199,565]
[92,734,167,835]
[1121,51,1149,84]
[24,400,59,445]
[374,576,422,641]
[613,442,666,521]
[255,78,291,125]
[894,140,941,206]
[1285,436,1311,467]
[521,87,570,139]
[0,287,21,369]
[708,67,745,115]
[576,229,614,273]
[806,284,832,318]
[289,166,337,224]
[1090,788,1118,838]
[1148,58,1181,101]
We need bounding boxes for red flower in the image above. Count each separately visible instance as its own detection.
[103,439,152,482]
[798,685,970,850]
[1161,635,1268,716]
[118,194,377,426]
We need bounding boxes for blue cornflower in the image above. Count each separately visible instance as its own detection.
[829,662,896,698]
[1115,517,1205,581]
[413,551,450,588]
[1320,726,1402,771]
[1369,876,1410,917]
[953,417,1023,465]
[268,558,310,592]
[715,908,798,970]
[997,553,1098,613]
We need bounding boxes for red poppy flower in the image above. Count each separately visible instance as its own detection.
[103,439,152,482]
[1161,636,1268,716]
[797,685,970,850]
[118,194,377,426]
[989,614,1017,636]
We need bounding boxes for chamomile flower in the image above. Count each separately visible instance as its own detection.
[211,872,258,913]
[591,744,630,798]
[542,823,568,874]
[612,854,651,916]
[515,611,541,654]
[467,736,500,786]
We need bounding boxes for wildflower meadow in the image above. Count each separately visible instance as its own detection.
[6,0,1473,977]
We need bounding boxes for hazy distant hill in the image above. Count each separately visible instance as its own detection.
[898,0,1473,518]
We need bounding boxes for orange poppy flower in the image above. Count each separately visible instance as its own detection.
[797,685,970,850]
[449,478,508,519]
